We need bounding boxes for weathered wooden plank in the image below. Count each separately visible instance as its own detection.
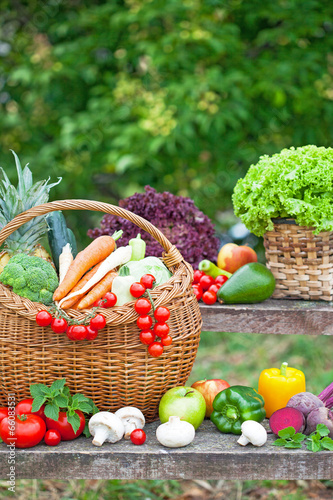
[0,420,332,480]
[200,299,333,335]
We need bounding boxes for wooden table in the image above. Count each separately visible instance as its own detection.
[1,300,332,480]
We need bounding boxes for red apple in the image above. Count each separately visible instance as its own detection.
[217,243,257,274]
[191,379,230,418]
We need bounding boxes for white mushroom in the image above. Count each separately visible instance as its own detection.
[115,407,145,440]
[237,420,267,447]
[88,411,125,446]
[156,416,195,448]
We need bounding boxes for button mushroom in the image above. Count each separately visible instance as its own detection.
[156,416,195,448]
[115,407,145,440]
[88,411,125,446]
[237,420,267,447]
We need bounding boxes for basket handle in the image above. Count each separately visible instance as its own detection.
[0,199,184,268]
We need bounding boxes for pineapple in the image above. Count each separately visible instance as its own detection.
[0,150,61,273]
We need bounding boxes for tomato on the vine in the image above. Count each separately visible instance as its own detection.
[70,325,88,341]
[215,275,229,286]
[130,428,146,445]
[193,270,205,284]
[51,317,68,334]
[95,292,117,308]
[139,330,155,345]
[16,398,46,421]
[137,315,153,330]
[0,414,46,449]
[153,322,169,338]
[130,282,146,298]
[140,274,155,289]
[44,428,61,446]
[148,342,164,357]
[202,290,217,305]
[90,314,106,331]
[161,335,172,346]
[86,325,99,341]
[134,298,151,315]
[192,284,203,301]
[199,275,215,290]
[36,310,53,327]
[154,306,170,323]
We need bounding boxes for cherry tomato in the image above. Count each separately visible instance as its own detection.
[134,298,151,315]
[36,310,53,327]
[44,428,61,446]
[0,407,8,422]
[215,275,229,286]
[86,325,99,341]
[140,274,155,289]
[208,284,221,294]
[16,398,46,421]
[193,270,205,284]
[136,315,153,330]
[0,414,46,449]
[130,428,146,445]
[45,410,85,441]
[161,335,173,346]
[139,330,155,345]
[154,306,170,323]
[90,314,106,331]
[199,275,215,290]
[130,282,146,298]
[192,284,203,301]
[148,342,164,357]
[70,325,88,341]
[51,317,68,334]
[202,290,217,305]
[66,325,76,340]
[153,322,169,338]
[99,292,117,308]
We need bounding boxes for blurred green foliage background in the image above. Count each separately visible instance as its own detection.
[1,0,333,240]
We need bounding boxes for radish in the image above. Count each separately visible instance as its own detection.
[269,407,305,436]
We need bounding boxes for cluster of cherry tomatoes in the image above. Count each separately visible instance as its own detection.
[130,274,172,358]
[192,270,229,305]
[35,309,106,341]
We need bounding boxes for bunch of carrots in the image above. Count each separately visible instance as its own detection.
[53,232,128,310]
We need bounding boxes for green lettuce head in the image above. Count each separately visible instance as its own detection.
[232,145,333,236]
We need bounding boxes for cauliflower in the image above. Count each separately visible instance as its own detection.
[0,253,59,305]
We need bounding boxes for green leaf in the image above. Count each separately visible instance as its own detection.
[284,442,302,449]
[66,412,81,434]
[44,402,60,421]
[62,386,71,397]
[49,379,67,395]
[307,439,322,453]
[54,395,69,408]
[31,395,46,412]
[321,437,333,450]
[278,427,295,439]
[30,383,49,398]
[76,402,94,414]
[272,438,288,446]
[293,433,306,443]
[83,421,91,438]
[72,393,90,404]
[316,424,330,437]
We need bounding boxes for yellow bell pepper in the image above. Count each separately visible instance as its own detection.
[258,362,306,418]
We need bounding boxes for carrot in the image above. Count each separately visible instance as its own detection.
[60,262,103,309]
[53,235,116,301]
[76,271,118,309]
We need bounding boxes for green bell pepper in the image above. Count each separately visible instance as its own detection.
[210,385,266,435]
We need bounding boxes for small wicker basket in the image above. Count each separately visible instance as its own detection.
[263,218,333,301]
[0,200,202,421]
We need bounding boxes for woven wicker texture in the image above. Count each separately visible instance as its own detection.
[264,219,333,301]
[0,200,202,421]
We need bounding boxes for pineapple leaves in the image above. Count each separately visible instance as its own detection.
[10,150,33,199]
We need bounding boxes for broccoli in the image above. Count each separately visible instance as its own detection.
[0,253,59,305]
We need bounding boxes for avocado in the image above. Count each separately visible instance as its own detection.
[217,262,275,304]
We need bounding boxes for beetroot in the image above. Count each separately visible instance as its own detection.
[305,407,333,437]
[269,407,305,436]
[286,392,324,418]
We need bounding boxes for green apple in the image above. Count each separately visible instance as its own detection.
[158,386,206,429]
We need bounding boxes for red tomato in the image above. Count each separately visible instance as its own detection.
[0,414,46,449]
[51,317,68,334]
[86,325,99,341]
[153,322,169,338]
[202,290,217,305]
[130,428,146,445]
[0,407,8,422]
[36,310,53,327]
[45,410,85,441]
[154,306,170,323]
[161,335,173,346]
[199,275,215,290]
[208,284,221,294]
[66,325,76,340]
[148,342,164,357]
[90,314,106,331]
[215,275,229,286]
[193,270,205,284]
[15,398,46,421]
[137,315,153,330]
[70,325,88,341]
[44,429,61,446]
[192,284,203,301]
[98,292,117,308]
[130,282,146,298]
[140,274,155,289]
[135,298,151,315]
[139,330,155,345]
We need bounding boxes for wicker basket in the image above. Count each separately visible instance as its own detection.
[0,200,202,421]
[263,218,333,301]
